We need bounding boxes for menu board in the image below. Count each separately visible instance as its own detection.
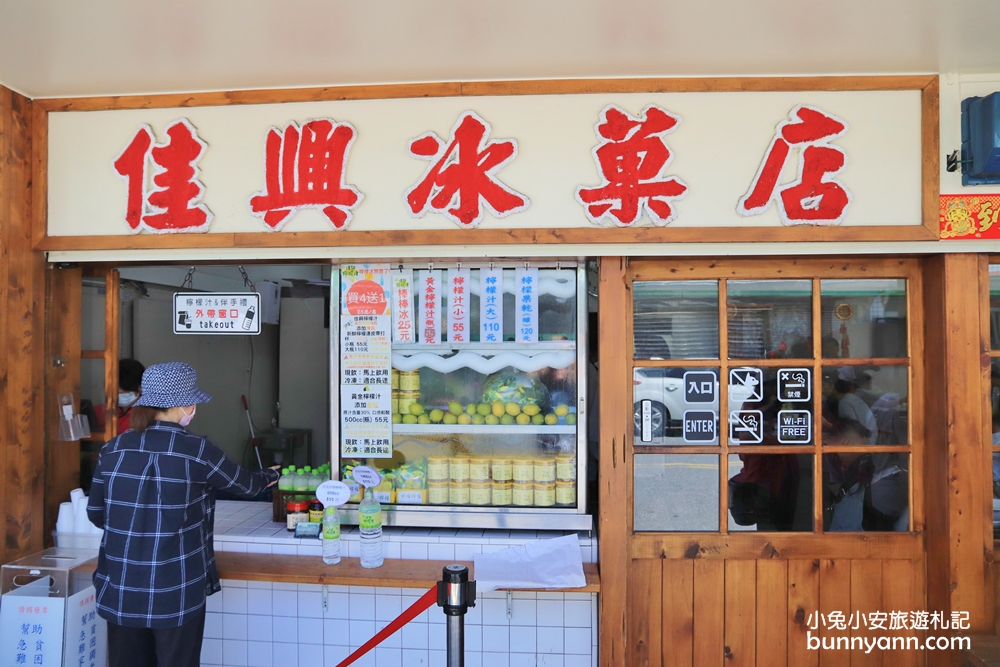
[340,264,393,458]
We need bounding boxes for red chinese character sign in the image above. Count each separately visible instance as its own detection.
[112,119,213,233]
[737,105,852,226]
[405,111,529,228]
[576,104,688,227]
[248,118,363,231]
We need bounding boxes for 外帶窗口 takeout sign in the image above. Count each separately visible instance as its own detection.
[46,90,924,237]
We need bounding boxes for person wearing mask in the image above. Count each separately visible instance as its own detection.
[116,358,145,432]
[87,362,279,667]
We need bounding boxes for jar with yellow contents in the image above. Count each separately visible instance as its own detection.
[492,481,512,506]
[469,482,492,506]
[428,481,450,505]
[399,370,420,391]
[449,483,470,505]
[512,481,534,506]
[556,481,576,506]
[533,458,556,483]
[427,456,450,482]
[468,457,491,482]
[398,390,420,416]
[534,483,556,507]
[450,457,470,482]
[491,459,512,482]
[556,453,577,481]
[512,458,534,484]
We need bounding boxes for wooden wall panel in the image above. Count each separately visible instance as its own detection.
[850,560,883,667]
[630,559,663,667]
[756,560,788,667]
[725,560,757,667]
[693,559,726,667]
[661,559,694,667]
[599,257,629,667]
[820,560,852,667]
[0,86,44,562]
[44,266,82,545]
[882,558,924,667]
[788,559,821,667]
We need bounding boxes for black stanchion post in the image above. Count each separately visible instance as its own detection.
[437,564,477,667]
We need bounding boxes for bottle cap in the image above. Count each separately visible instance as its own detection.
[281,468,288,474]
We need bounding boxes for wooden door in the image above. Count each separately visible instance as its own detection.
[44,266,120,544]
[605,257,926,667]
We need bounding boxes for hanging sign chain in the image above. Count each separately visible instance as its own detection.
[238,266,256,292]
[181,266,196,290]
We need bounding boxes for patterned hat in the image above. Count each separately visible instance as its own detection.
[134,362,212,408]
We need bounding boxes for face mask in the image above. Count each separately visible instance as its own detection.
[179,406,196,427]
[118,392,137,407]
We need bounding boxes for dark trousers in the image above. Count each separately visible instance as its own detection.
[107,606,206,667]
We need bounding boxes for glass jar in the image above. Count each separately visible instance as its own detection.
[491,459,513,482]
[512,482,534,506]
[428,481,450,505]
[556,453,577,481]
[308,499,324,523]
[512,458,534,483]
[391,390,399,416]
[492,481,513,506]
[427,457,450,481]
[469,482,492,506]
[286,501,309,531]
[556,481,577,506]
[449,483,470,505]
[398,390,421,416]
[534,458,556,483]
[469,458,491,482]
[450,457,470,482]
[534,483,556,507]
[400,370,421,391]
[391,368,400,390]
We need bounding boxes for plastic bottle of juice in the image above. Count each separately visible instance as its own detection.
[358,489,383,569]
[322,506,341,565]
[278,468,292,491]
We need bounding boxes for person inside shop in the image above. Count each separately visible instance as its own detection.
[728,380,803,531]
[116,358,145,432]
[87,362,280,667]
[833,366,878,444]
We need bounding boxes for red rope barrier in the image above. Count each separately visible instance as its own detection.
[335,585,438,667]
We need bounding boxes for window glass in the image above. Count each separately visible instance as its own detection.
[821,365,908,445]
[634,454,719,531]
[634,367,720,446]
[728,367,814,446]
[633,281,719,360]
[823,453,909,532]
[80,358,106,435]
[990,266,1000,351]
[728,454,814,532]
[727,280,812,359]
[82,276,106,351]
[821,279,907,359]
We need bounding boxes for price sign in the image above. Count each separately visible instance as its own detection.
[479,267,504,343]
[316,481,352,507]
[420,270,441,344]
[448,268,471,343]
[351,466,383,489]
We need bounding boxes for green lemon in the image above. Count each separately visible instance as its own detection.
[409,402,425,416]
[500,414,516,425]
[458,413,473,425]
[443,413,458,425]
[531,414,544,425]
[429,409,444,423]
[476,403,491,416]
[515,413,531,425]
[565,413,577,425]
[554,404,570,417]
[448,401,464,416]
[402,414,418,424]
[544,413,559,425]
[485,415,500,425]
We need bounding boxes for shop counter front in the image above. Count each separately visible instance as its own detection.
[206,500,599,667]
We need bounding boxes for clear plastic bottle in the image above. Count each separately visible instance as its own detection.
[277,468,291,491]
[358,489,383,569]
[293,469,308,492]
[322,506,341,565]
[308,470,322,492]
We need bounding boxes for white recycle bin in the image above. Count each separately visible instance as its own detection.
[0,548,107,667]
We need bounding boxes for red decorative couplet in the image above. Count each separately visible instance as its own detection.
[576,104,688,227]
[248,118,364,231]
[737,105,852,226]
[112,119,213,233]
[939,194,1000,239]
[405,111,529,228]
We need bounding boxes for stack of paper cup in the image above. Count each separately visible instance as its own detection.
[56,502,75,533]
[69,489,101,534]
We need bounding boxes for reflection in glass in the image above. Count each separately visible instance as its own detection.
[821,279,907,359]
[633,281,719,360]
[633,367,720,446]
[727,280,812,359]
[823,453,909,532]
[81,358,106,434]
[634,454,719,531]
[728,454,813,532]
[821,366,908,445]
[728,367,814,446]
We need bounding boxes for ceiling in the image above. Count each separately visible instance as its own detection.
[1,0,999,99]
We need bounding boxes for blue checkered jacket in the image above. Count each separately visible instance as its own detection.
[87,421,278,628]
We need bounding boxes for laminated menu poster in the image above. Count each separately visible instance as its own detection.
[340,264,393,458]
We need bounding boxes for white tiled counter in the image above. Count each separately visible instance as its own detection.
[203,501,599,667]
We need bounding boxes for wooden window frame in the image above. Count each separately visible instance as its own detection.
[625,257,924,560]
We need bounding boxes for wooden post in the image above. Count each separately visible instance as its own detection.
[923,253,994,666]
[0,85,46,562]
[599,257,629,667]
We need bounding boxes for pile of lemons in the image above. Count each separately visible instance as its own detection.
[393,400,574,426]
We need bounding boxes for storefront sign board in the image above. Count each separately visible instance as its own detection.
[173,292,260,334]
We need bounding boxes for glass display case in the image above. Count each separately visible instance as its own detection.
[331,262,590,530]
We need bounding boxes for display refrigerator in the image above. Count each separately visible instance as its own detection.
[330,262,591,531]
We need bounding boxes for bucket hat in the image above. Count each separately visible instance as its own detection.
[134,362,212,408]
